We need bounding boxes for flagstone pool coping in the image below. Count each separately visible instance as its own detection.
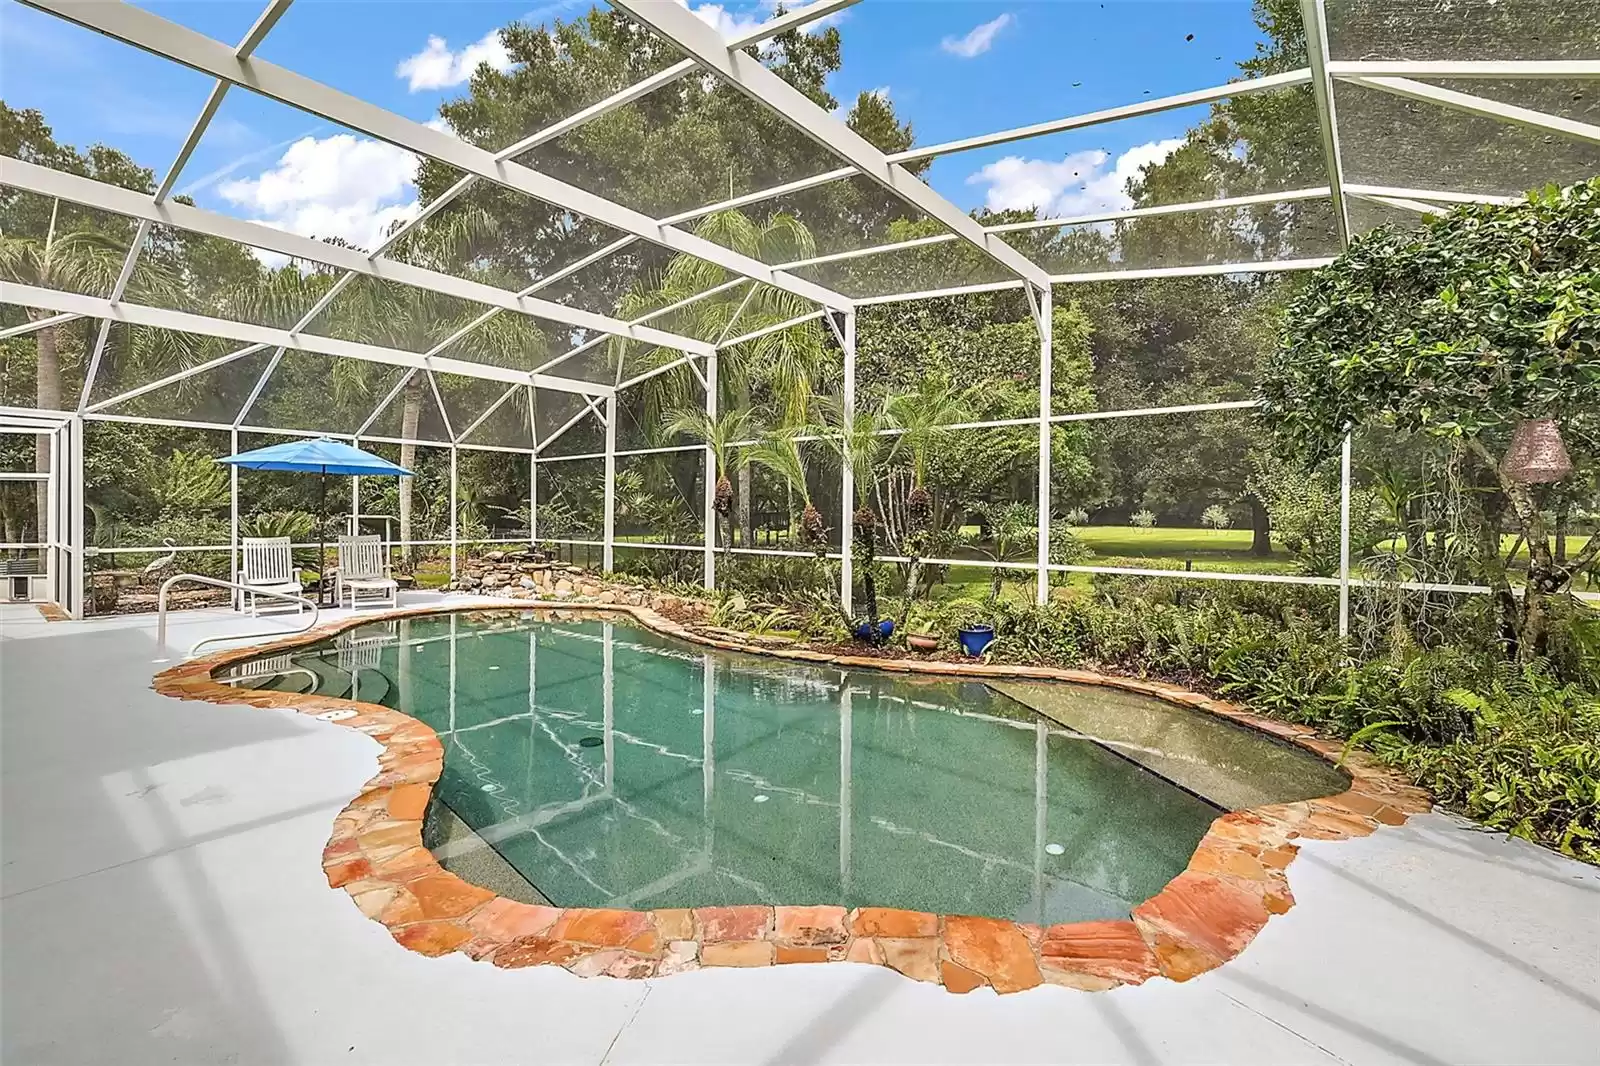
[151,601,1432,995]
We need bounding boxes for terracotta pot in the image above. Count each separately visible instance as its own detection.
[907,634,939,651]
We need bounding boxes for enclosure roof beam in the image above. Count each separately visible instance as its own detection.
[0,312,80,340]
[536,395,606,455]
[1301,0,1353,248]
[1343,183,1519,206]
[454,383,521,444]
[1340,75,1600,146]
[1328,60,1600,79]
[895,68,1314,164]
[1,281,613,396]
[423,235,637,358]
[15,0,851,312]
[985,186,1334,235]
[611,0,1052,290]
[1049,257,1335,285]
[716,310,825,349]
[1349,191,1446,216]
[769,186,1337,274]
[0,155,715,358]
[85,342,271,414]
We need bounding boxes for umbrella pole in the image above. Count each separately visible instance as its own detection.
[319,468,328,607]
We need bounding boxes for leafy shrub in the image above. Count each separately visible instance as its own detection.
[1130,509,1156,528]
[1201,505,1232,530]
[137,450,230,514]
[1396,673,1600,863]
[1062,507,1089,527]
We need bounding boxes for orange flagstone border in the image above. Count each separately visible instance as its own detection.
[152,601,1432,994]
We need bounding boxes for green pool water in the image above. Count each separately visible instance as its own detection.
[222,610,1221,926]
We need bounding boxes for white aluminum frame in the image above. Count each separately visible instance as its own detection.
[3,0,1593,624]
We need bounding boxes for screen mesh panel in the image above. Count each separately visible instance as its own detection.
[517,68,858,222]
[1335,79,1600,198]
[536,457,605,540]
[1038,197,1341,275]
[1324,0,1600,62]
[363,373,452,443]
[247,352,410,434]
[96,343,278,425]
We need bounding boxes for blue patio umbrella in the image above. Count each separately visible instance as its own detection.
[217,438,413,603]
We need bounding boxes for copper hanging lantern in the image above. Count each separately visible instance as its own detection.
[1500,418,1574,484]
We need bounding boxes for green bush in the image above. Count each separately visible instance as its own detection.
[1396,674,1600,863]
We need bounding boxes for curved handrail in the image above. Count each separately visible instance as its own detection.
[154,573,319,662]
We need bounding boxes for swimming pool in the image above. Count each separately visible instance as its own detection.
[222,610,1221,927]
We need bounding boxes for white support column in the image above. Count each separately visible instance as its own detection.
[702,351,719,590]
[349,445,360,538]
[837,310,855,615]
[44,428,57,603]
[448,445,459,579]
[1032,284,1053,605]
[229,426,240,609]
[603,394,617,573]
[68,414,84,618]
[1338,431,1353,638]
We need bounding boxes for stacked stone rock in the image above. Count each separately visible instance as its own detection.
[446,551,712,623]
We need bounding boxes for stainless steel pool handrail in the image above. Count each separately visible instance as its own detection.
[154,573,319,662]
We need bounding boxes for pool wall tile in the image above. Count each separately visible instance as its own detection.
[153,597,1432,995]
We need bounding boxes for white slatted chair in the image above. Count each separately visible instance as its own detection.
[335,535,398,610]
[240,537,304,616]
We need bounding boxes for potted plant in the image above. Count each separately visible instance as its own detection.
[906,619,940,652]
[957,503,1038,656]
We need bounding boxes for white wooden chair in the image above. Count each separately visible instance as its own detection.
[239,537,304,616]
[335,535,398,610]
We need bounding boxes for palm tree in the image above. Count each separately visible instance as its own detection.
[1,222,197,523]
[611,209,830,547]
[663,406,754,558]
[885,375,971,533]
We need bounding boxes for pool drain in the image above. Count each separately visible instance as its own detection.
[578,735,604,748]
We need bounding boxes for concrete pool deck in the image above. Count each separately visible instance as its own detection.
[3,598,1598,1064]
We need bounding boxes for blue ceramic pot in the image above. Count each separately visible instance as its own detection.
[853,619,895,642]
[957,623,996,657]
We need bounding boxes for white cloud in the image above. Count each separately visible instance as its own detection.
[681,0,765,40]
[396,29,513,92]
[218,134,422,265]
[941,13,1012,58]
[684,0,845,44]
[966,138,1186,219]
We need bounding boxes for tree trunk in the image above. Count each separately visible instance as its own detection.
[736,380,753,548]
[34,320,61,536]
[1554,505,1569,564]
[1249,494,1271,557]
[398,377,423,569]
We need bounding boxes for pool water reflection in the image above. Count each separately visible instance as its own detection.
[222,611,1221,926]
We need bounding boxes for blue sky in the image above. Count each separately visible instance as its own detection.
[0,0,1275,254]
